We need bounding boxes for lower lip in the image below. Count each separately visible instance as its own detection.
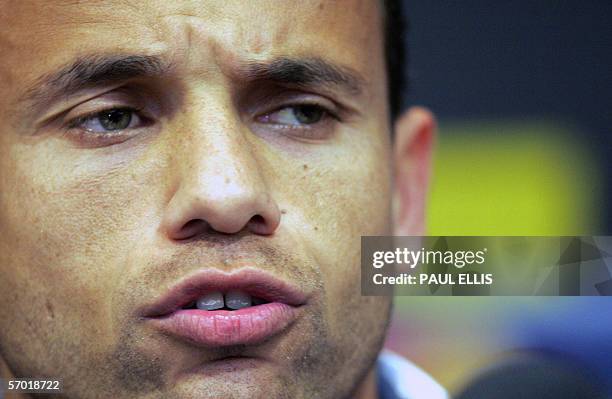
[149,302,299,347]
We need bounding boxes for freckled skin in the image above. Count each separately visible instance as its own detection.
[0,1,397,399]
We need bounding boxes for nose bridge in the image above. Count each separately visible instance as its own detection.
[184,109,261,198]
[161,94,280,239]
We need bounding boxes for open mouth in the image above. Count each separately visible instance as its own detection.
[142,268,308,347]
[181,290,270,311]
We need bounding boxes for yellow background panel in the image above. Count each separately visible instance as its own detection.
[426,120,603,235]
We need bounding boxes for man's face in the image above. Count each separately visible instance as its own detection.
[0,1,393,398]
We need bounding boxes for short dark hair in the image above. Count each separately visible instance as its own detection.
[382,0,407,121]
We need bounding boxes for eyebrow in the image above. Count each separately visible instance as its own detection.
[20,54,365,112]
[21,54,171,111]
[242,57,366,96]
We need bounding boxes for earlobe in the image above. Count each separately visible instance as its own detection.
[392,106,436,236]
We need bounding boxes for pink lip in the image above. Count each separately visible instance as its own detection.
[151,303,298,347]
[141,268,308,347]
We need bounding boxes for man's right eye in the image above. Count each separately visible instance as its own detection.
[69,108,145,133]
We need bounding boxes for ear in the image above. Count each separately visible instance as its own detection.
[392,106,436,235]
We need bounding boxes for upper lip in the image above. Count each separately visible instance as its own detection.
[140,267,309,317]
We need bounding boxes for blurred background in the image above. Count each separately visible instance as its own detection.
[385,1,612,396]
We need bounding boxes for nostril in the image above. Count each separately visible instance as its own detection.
[250,214,265,224]
[176,219,209,240]
[247,214,270,235]
[249,214,265,227]
[162,187,281,239]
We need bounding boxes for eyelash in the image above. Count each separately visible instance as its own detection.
[261,104,336,122]
[62,106,149,145]
[62,102,338,147]
[66,107,145,131]
[256,103,340,140]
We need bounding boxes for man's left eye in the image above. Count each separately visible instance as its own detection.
[71,108,143,133]
[262,105,328,126]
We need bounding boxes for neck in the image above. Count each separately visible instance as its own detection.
[353,367,379,399]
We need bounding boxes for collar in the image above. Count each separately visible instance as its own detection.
[377,350,448,399]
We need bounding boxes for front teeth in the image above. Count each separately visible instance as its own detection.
[225,290,252,310]
[196,291,224,310]
[194,290,254,310]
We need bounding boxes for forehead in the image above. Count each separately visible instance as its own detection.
[0,0,385,94]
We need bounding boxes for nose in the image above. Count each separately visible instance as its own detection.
[160,117,280,240]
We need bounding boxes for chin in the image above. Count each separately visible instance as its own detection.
[169,360,294,399]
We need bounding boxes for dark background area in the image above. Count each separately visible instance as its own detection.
[401,1,612,231]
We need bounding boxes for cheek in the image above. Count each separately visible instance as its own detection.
[0,142,167,359]
[1,139,167,257]
[277,127,392,332]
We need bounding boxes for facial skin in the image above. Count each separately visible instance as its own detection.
[0,1,434,398]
